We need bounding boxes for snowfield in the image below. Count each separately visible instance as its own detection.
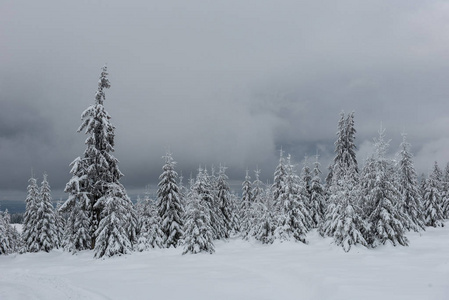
[1,224,449,300]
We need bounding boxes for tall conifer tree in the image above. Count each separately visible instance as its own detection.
[274,155,310,243]
[309,155,325,228]
[361,127,409,247]
[396,134,425,231]
[216,165,233,238]
[240,169,253,237]
[321,112,359,237]
[35,174,58,252]
[156,151,184,248]
[61,66,135,257]
[423,162,445,227]
[22,175,39,252]
[272,149,287,212]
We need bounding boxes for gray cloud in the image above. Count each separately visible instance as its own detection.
[1,0,449,204]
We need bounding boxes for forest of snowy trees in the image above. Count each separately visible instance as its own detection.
[1,67,449,257]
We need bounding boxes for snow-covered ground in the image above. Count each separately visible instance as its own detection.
[1,224,449,300]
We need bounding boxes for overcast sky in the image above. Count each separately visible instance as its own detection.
[1,0,449,203]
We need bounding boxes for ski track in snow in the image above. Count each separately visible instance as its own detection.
[1,225,449,300]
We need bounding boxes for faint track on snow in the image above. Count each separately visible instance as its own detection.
[0,272,111,300]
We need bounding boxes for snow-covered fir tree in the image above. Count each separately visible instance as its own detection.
[156,151,184,248]
[64,199,90,253]
[422,162,445,227]
[0,210,11,255]
[274,155,310,243]
[193,167,223,240]
[216,165,233,238]
[309,155,326,228]
[125,203,138,247]
[329,112,359,184]
[137,194,164,251]
[207,166,227,239]
[61,66,135,258]
[240,169,253,238]
[94,183,134,258]
[183,177,215,254]
[229,191,241,233]
[300,157,312,197]
[22,175,39,252]
[299,157,313,228]
[252,185,276,244]
[0,209,21,255]
[252,168,264,206]
[272,149,287,212]
[54,200,66,248]
[321,112,359,237]
[0,211,7,254]
[361,127,409,247]
[247,168,266,237]
[395,134,425,231]
[134,195,146,238]
[34,174,58,252]
[324,173,369,252]
[442,163,449,218]
[178,173,188,224]
[60,157,91,252]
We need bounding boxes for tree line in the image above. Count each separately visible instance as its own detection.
[1,67,448,257]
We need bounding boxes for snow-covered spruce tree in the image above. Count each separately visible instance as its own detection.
[137,195,164,251]
[35,174,58,252]
[325,164,333,189]
[419,173,427,196]
[442,163,449,218]
[422,162,446,227]
[192,167,223,240]
[0,209,20,255]
[125,202,138,248]
[136,195,150,252]
[272,149,287,213]
[274,155,310,243]
[192,168,213,231]
[64,199,90,252]
[395,134,425,231]
[320,112,359,237]
[361,127,409,247]
[62,66,136,257]
[247,168,265,237]
[156,152,184,248]
[134,195,146,238]
[300,157,312,196]
[325,173,369,252]
[178,173,188,226]
[329,112,359,184]
[0,210,11,255]
[60,157,91,252]
[229,191,241,233]
[94,183,133,258]
[252,168,264,206]
[299,157,313,225]
[183,177,215,254]
[240,169,253,238]
[216,165,233,238]
[252,185,276,244]
[207,167,226,239]
[54,200,66,248]
[309,155,326,228]
[22,175,39,252]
